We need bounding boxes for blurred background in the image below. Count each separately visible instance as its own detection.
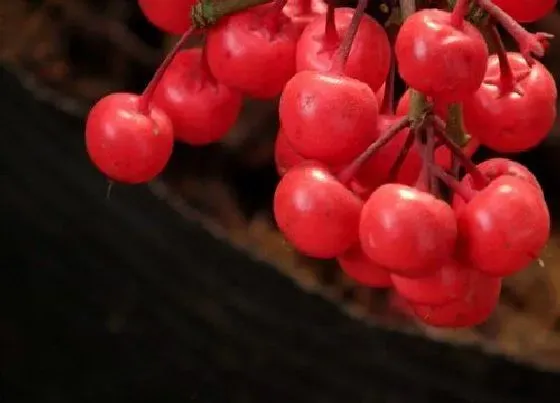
[2,0,560,402]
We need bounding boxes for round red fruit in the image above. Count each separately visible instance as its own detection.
[338,243,392,288]
[152,48,242,145]
[452,158,543,213]
[273,162,363,258]
[462,53,557,153]
[456,175,550,277]
[391,260,471,306]
[359,184,457,277]
[413,272,501,328]
[395,9,488,102]
[85,93,174,184]
[205,4,299,99]
[296,7,391,92]
[492,0,557,23]
[279,70,378,165]
[138,0,196,35]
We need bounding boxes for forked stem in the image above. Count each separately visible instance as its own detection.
[139,26,196,114]
[475,0,553,64]
[330,0,368,74]
[433,116,488,187]
[337,116,411,184]
[431,164,476,202]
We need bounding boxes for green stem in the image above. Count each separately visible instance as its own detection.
[445,103,471,147]
[192,0,272,28]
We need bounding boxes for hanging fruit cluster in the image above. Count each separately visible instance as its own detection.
[85,0,557,328]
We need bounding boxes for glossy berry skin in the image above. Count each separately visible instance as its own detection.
[279,70,379,165]
[463,53,557,153]
[338,243,392,288]
[206,4,299,99]
[86,93,174,184]
[296,8,391,92]
[274,162,363,258]
[413,272,501,328]
[391,260,471,306]
[492,0,557,23]
[452,158,543,214]
[354,114,422,191]
[138,0,196,35]
[152,49,242,145]
[359,184,457,277]
[456,175,550,277]
[283,0,327,33]
[395,9,488,102]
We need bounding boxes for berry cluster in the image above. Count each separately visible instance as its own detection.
[85,0,557,328]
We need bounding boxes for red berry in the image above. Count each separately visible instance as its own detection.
[152,48,243,145]
[463,53,557,153]
[456,175,550,277]
[279,70,379,165]
[391,260,471,306]
[274,127,307,176]
[337,243,392,288]
[492,0,557,23]
[359,184,457,277]
[395,9,488,102]
[205,4,299,99]
[273,162,363,258]
[296,7,391,92]
[86,93,174,184]
[413,271,501,328]
[283,0,327,32]
[452,158,543,213]
[138,0,196,35]
[354,114,422,191]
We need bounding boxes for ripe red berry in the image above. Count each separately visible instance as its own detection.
[413,271,501,328]
[492,0,557,23]
[205,3,299,99]
[354,114,422,191]
[462,53,557,153]
[456,175,550,277]
[337,243,392,288]
[452,158,543,213]
[152,48,242,145]
[395,9,488,102]
[296,7,391,92]
[138,0,196,35]
[273,162,363,258]
[283,0,327,32]
[86,93,174,184]
[279,70,379,165]
[391,260,471,306]
[359,184,457,277]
